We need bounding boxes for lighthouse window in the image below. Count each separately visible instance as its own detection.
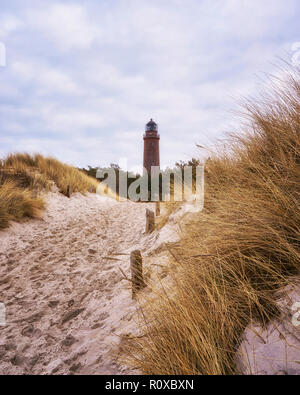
[146,119,158,132]
[146,125,157,132]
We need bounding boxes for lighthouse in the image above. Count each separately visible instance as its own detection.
[143,119,160,176]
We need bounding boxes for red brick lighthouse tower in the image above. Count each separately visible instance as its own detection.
[143,119,160,175]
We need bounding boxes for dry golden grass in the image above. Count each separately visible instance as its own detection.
[0,180,45,229]
[0,153,100,229]
[126,71,300,374]
[1,153,99,195]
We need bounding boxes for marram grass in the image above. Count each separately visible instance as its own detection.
[124,70,300,375]
[0,153,100,228]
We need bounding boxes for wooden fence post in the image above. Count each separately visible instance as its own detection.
[146,209,155,233]
[89,186,93,193]
[130,250,145,299]
[155,201,160,217]
[66,185,71,198]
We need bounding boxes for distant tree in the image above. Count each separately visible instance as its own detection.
[79,164,141,200]
[110,163,120,170]
[175,158,202,169]
[175,158,203,194]
[80,158,202,201]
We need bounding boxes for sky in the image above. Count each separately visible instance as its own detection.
[0,0,299,172]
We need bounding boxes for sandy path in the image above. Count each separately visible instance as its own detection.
[0,191,153,375]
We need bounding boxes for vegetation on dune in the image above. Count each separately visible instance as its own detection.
[0,153,99,229]
[1,153,98,195]
[126,71,300,374]
[0,180,45,229]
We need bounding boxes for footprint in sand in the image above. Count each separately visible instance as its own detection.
[0,193,150,375]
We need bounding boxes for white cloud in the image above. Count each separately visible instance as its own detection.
[27,4,101,50]
[0,0,299,169]
[0,14,22,38]
[41,108,109,132]
[11,60,79,95]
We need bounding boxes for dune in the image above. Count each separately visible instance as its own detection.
[0,189,156,375]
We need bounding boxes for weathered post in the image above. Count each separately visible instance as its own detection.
[130,250,145,299]
[155,201,160,217]
[146,209,155,233]
[89,186,93,193]
[66,185,71,198]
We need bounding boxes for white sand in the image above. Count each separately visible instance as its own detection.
[0,191,156,375]
[237,281,300,375]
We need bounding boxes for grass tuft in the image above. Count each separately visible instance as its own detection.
[0,180,45,229]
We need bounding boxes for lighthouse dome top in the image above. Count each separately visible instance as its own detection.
[146,118,158,132]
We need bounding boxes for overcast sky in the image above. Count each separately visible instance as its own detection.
[0,0,299,171]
